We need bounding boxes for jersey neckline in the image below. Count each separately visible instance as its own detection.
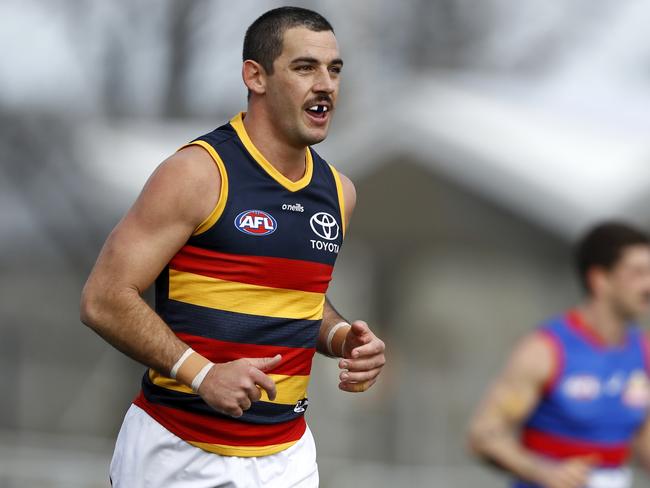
[230,112,313,193]
[565,309,631,350]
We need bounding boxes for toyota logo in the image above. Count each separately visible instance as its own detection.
[310,212,340,241]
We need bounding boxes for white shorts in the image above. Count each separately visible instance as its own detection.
[110,404,319,488]
[587,467,631,488]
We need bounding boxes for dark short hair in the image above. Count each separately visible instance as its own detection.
[575,221,650,293]
[243,6,334,74]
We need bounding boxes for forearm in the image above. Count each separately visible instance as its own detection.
[81,284,187,376]
[468,423,545,483]
[316,296,351,357]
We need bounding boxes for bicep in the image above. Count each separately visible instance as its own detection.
[472,334,556,431]
[92,204,194,294]
[87,148,220,294]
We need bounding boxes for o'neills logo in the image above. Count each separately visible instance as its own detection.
[235,210,277,236]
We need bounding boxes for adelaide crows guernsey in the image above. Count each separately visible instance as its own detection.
[134,112,346,457]
[514,311,650,488]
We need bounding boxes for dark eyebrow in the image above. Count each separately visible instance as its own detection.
[290,57,344,67]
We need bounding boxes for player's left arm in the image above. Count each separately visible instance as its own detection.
[316,172,386,392]
[633,330,650,474]
[635,333,650,471]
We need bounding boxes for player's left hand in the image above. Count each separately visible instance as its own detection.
[338,320,385,393]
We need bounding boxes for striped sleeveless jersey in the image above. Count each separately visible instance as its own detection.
[513,311,650,487]
[134,112,346,457]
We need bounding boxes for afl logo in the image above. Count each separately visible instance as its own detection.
[310,212,339,241]
[235,210,277,236]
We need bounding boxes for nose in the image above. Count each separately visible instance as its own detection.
[313,67,336,94]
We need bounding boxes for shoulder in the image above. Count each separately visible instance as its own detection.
[136,145,221,227]
[167,144,220,174]
[513,331,557,362]
[149,145,219,198]
[505,331,559,387]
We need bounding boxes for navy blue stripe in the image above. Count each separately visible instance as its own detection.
[161,299,320,348]
[141,373,305,424]
[187,125,343,266]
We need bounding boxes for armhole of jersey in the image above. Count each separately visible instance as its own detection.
[328,163,346,237]
[177,140,229,236]
[537,329,564,395]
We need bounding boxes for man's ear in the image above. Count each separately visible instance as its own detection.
[588,266,608,296]
[242,60,267,95]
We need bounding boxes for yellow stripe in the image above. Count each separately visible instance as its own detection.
[177,140,229,236]
[149,370,310,405]
[149,369,195,394]
[328,164,346,237]
[169,270,325,320]
[260,374,309,404]
[188,439,298,457]
[230,112,313,193]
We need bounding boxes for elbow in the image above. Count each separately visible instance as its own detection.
[465,424,488,459]
[80,282,104,330]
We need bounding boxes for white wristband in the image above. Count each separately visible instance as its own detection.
[170,347,194,379]
[326,321,350,356]
[191,362,215,392]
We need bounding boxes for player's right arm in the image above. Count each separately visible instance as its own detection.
[80,145,278,417]
[466,333,594,488]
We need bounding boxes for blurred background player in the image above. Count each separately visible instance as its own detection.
[467,221,650,488]
[80,6,385,488]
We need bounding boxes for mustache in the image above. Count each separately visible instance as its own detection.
[306,95,333,106]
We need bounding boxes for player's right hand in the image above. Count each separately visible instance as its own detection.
[197,354,281,417]
[532,456,596,488]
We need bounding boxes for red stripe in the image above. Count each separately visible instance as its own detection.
[537,330,564,394]
[566,310,611,348]
[523,429,630,466]
[170,245,333,293]
[134,392,306,447]
[177,333,315,376]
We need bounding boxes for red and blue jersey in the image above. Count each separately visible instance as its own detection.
[134,113,346,457]
[514,311,650,487]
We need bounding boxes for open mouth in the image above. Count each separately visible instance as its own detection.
[305,104,330,120]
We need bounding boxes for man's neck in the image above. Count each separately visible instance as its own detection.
[242,110,307,182]
[578,300,629,345]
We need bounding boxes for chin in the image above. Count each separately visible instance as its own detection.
[624,306,648,321]
[301,131,328,146]
[636,305,650,318]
